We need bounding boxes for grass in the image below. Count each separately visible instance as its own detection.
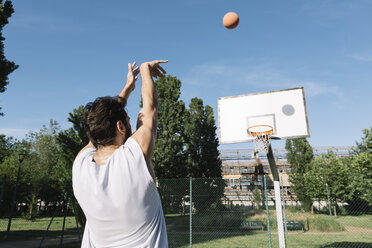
[0,216,81,241]
[249,209,348,232]
[2,213,372,247]
[43,233,372,248]
[307,216,345,232]
[0,216,80,231]
[335,215,372,229]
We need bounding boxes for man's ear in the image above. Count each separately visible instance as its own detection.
[116,120,126,135]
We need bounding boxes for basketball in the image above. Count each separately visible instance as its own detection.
[223,12,239,29]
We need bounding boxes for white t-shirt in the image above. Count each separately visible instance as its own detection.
[72,137,168,248]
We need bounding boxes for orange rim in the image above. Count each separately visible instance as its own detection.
[247,125,273,136]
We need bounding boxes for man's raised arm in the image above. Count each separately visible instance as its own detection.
[131,60,168,178]
[76,62,140,158]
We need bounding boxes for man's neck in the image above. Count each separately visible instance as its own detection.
[94,144,121,166]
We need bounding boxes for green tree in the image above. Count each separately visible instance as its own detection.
[56,106,89,226]
[305,152,353,214]
[184,98,222,178]
[351,152,372,206]
[0,139,44,218]
[184,98,224,212]
[0,134,14,163]
[253,186,262,209]
[285,138,314,211]
[57,106,89,185]
[25,120,64,207]
[152,75,187,178]
[346,127,372,212]
[355,126,372,153]
[0,0,18,116]
[151,75,188,214]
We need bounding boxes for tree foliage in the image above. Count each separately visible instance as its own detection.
[0,0,18,116]
[285,138,314,210]
[150,75,188,214]
[152,75,187,178]
[184,98,223,212]
[0,134,14,163]
[57,106,88,185]
[355,126,372,154]
[351,127,372,207]
[305,152,353,204]
[0,122,63,218]
[185,98,222,178]
[351,152,372,206]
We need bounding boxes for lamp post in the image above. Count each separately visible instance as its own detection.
[7,151,26,236]
[326,183,332,219]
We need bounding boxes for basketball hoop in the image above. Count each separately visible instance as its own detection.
[247,125,273,154]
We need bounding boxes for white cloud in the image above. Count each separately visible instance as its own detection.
[182,62,343,98]
[349,54,372,62]
[0,128,32,140]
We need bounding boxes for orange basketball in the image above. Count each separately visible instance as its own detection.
[223,12,239,29]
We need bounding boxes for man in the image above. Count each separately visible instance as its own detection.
[73,60,168,247]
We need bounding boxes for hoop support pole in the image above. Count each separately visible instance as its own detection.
[267,145,286,248]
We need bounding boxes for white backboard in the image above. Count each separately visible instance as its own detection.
[218,87,310,144]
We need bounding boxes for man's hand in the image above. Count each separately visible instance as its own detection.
[140,60,168,79]
[118,62,140,102]
[126,61,140,94]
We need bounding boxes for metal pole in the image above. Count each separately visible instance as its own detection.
[0,175,7,211]
[264,175,272,248]
[280,173,288,235]
[60,192,68,247]
[326,183,332,219]
[39,200,62,247]
[267,145,286,248]
[7,158,23,235]
[189,177,192,248]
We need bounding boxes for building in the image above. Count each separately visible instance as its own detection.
[219,146,355,206]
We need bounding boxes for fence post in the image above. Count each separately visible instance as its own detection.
[189,176,192,248]
[39,200,63,248]
[280,173,288,235]
[0,175,6,211]
[264,175,272,248]
[60,192,69,247]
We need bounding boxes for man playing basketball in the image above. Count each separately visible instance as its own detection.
[72,60,168,247]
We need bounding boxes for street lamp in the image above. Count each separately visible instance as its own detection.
[6,151,27,236]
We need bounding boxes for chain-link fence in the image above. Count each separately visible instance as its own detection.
[0,185,82,247]
[159,177,372,248]
[0,177,371,247]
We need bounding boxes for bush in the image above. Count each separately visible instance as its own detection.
[262,217,277,231]
[307,216,344,232]
[193,211,245,231]
[286,205,307,213]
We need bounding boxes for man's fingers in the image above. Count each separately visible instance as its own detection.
[157,65,166,75]
[149,60,168,67]
[151,68,161,79]
[132,61,136,69]
[155,68,164,78]
[155,60,168,64]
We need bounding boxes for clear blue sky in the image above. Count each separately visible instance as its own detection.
[1,0,372,150]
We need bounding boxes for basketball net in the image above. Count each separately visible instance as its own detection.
[247,125,273,154]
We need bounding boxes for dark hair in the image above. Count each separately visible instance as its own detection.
[83,96,129,148]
